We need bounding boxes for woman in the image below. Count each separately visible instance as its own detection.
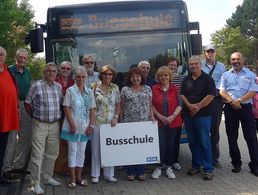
[167,57,185,170]
[91,65,120,183]
[55,61,75,174]
[120,67,154,181]
[60,66,96,189]
[0,46,20,185]
[151,66,182,179]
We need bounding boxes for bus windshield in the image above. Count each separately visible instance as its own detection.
[53,31,188,74]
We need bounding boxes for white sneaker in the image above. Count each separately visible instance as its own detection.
[30,183,44,195]
[44,177,61,186]
[104,176,117,182]
[173,163,181,170]
[151,168,161,179]
[166,167,176,179]
[91,177,99,184]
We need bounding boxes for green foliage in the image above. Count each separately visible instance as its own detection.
[27,57,45,80]
[211,27,253,65]
[0,0,34,64]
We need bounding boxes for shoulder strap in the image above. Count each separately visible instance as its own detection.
[208,61,217,76]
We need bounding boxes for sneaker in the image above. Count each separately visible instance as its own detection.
[213,162,222,169]
[30,183,44,195]
[151,168,161,179]
[104,176,117,182]
[173,163,181,170]
[44,177,61,186]
[91,177,99,184]
[202,172,213,181]
[3,171,20,180]
[166,167,176,179]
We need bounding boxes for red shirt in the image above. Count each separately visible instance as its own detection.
[55,76,74,95]
[152,83,182,128]
[0,64,20,132]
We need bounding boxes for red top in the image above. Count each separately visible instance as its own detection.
[152,83,182,128]
[0,64,20,132]
[55,76,74,95]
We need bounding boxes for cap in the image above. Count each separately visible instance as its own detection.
[204,45,216,51]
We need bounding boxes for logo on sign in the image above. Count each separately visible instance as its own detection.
[146,156,158,162]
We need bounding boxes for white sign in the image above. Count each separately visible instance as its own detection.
[99,121,160,167]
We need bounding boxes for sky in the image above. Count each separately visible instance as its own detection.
[28,0,244,46]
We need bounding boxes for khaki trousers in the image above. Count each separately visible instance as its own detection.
[30,119,60,185]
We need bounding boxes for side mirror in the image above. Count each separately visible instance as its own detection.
[25,28,44,53]
[190,34,202,55]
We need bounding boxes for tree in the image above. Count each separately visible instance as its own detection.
[0,0,34,65]
[27,57,45,80]
[226,0,258,64]
[211,26,253,65]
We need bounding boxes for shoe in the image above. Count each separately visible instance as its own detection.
[68,182,76,189]
[0,176,11,186]
[137,174,145,181]
[91,177,99,184]
[214,162,222,169]
[250,169,258,177]
[3,171,20,180]
[166,167,176,179]
[30,183,44,195]
[202,172,213,181]
[187,168,201,176]
[151,168,161,179]
[104,176,117,182]
[76,179,88,186]
[115,166,124,174]
[12,168,31,175]
[44,177,61,186]
[232,166,241,173]
[173,163,181,170]
[127,175,135,181]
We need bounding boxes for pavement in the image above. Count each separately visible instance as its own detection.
[1,117,258,195]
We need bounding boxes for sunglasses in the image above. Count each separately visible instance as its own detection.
[83,61,95,65]
[206,50,215,54]
[61,67,71,70]
[103,73,113,76]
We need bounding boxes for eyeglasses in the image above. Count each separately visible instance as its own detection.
[76,75,86,78]
[83,61,95,65]
[206,50,215,54]
[45,69,57,73]
[61,67,71,70]
[103,73,113,76]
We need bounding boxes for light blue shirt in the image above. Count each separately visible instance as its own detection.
[85,71,99,87]
[61,84,96,142]
[218,67,258,103]
[201,60,226,88]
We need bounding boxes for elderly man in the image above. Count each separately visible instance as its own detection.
[219,52,258,176]
[201,45,226,168]
[82,55,99,87]
[3,49,31,180]
[25,62,62,194]
[138,60,156,87]
[181,56,216,181]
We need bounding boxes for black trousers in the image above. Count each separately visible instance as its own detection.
[224,103,258,170]
[0,132,9,175]
[210,97,224,164]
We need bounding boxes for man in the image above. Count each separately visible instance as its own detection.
[25,62,63,194]
[181,56,216,181]
[201,45,226,168]
[138,60,156,87]
[219,52,258,177]
[3,49,31,180]
[82,55,99,87]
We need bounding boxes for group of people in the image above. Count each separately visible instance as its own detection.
[1,44,258,195]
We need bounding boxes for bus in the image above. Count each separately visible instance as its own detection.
[27,0,202,75]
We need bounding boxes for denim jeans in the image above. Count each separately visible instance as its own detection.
[184,116,213,173]
[126,165,144,176]
[158,126,177,167]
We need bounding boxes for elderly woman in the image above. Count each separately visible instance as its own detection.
[60,66,96,189]
[55,61,75,174]
[167,57,185,170]
[121,67,154,181]
[0,46,19,185]
[151,66,182,179]
[91,65,120,184]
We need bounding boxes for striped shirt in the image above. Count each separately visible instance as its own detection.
[172,74,185,93]
[25,79,63,122]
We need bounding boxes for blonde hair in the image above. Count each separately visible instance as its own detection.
[99,65,116,82]
[155,66,173,82]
